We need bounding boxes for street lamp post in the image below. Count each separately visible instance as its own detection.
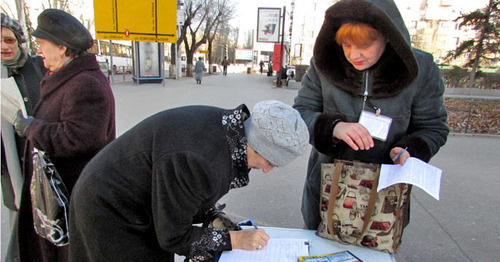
[276,6,286,88]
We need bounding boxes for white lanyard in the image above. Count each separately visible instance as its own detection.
[358,70,391,141]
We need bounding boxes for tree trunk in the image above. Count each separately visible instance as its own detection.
[208,40,213,74]
[170,44,176,65]
[467,0,493,88]
[468,58,479,88]
[186,50,194,77]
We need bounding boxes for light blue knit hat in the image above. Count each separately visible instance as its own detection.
[244,100,309,167]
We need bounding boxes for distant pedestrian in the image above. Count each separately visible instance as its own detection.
[194,57,204,84]
[259,61,264,74]
[267,62,273,76]
[221,56,229,76]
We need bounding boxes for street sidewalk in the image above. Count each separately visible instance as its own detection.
[2,73,498,262]
[110,73,499,261]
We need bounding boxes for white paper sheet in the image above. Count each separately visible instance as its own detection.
[1,77,27,123]
[378,157,442,200]
[219,238,309,262]
[0,77,26,209]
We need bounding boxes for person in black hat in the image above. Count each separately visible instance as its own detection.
[12,9,116,262]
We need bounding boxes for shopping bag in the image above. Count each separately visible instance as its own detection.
[316,160,410,253]
[31,148,70,246]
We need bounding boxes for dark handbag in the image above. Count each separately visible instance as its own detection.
[31,148,70,246]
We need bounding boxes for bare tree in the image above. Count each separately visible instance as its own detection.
[206,0,236,73]
[173,0,236,76]
[170,0,206,70]
[41,0,70,11]
[1,0,17,17]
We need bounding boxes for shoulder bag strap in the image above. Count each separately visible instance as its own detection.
[358,165,380,236]
[326,162,342,239]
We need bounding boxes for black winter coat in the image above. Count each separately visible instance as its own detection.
[293,0,449,230]
[17,53,116,262]
[69,105,251,262]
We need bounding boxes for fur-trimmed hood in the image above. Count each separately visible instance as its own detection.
[314,0,418,98]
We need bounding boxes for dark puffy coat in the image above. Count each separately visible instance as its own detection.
[17,53,116,262]
[293,0,449,230]
[69,105,250,262]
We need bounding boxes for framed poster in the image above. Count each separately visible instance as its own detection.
[137,41,160,77]
[235,49,253,61]
[257,8,281,43]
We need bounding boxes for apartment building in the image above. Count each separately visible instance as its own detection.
[288,0,490,66]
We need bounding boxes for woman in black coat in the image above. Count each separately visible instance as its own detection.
[1,13,46,211]
[12,9,116,262]
[69,101,309,262]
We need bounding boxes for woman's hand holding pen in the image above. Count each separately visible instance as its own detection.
[390,147,410,165]
[229,229,270,251]
[333,122,374,151]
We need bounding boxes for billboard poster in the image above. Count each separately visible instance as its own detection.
[257,8,281,43]
[235,49,254,61]
[137,42,160,77]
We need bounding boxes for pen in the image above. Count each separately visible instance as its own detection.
[392,147,408,162]
[249,217,258,229]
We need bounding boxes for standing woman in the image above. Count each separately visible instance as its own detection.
[1,13,46,212]
[293,0,449,231]
[1,13,47,261]
[194,56,205,84]
[12,9,116,262]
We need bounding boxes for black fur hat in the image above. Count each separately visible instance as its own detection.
[32,9,93,51]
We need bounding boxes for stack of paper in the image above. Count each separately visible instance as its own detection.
[219,238,309,262]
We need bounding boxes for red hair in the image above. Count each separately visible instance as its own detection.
[335,23,384,47]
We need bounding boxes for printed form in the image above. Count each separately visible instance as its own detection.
[219,238,309,262]
[378,157,442,200]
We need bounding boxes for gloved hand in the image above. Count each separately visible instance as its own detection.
[202,203,242,231]
[13,110,34,137]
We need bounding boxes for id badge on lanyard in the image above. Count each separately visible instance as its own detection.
[358,72,392,141]
[359,110,392,141]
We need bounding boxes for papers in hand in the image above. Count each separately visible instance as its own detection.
[378,157,442,200]
[1,77,27,124]
[219,238,309,262]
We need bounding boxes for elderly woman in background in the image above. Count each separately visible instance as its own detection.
[194,56,205,84]
[293,0,449,231]
[11,9,116,262]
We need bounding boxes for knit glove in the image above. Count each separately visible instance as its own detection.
[13,110,34,137]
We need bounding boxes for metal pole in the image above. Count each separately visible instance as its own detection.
[276,6,286,88]
[176,26,181,78]
[110,40,114,83]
